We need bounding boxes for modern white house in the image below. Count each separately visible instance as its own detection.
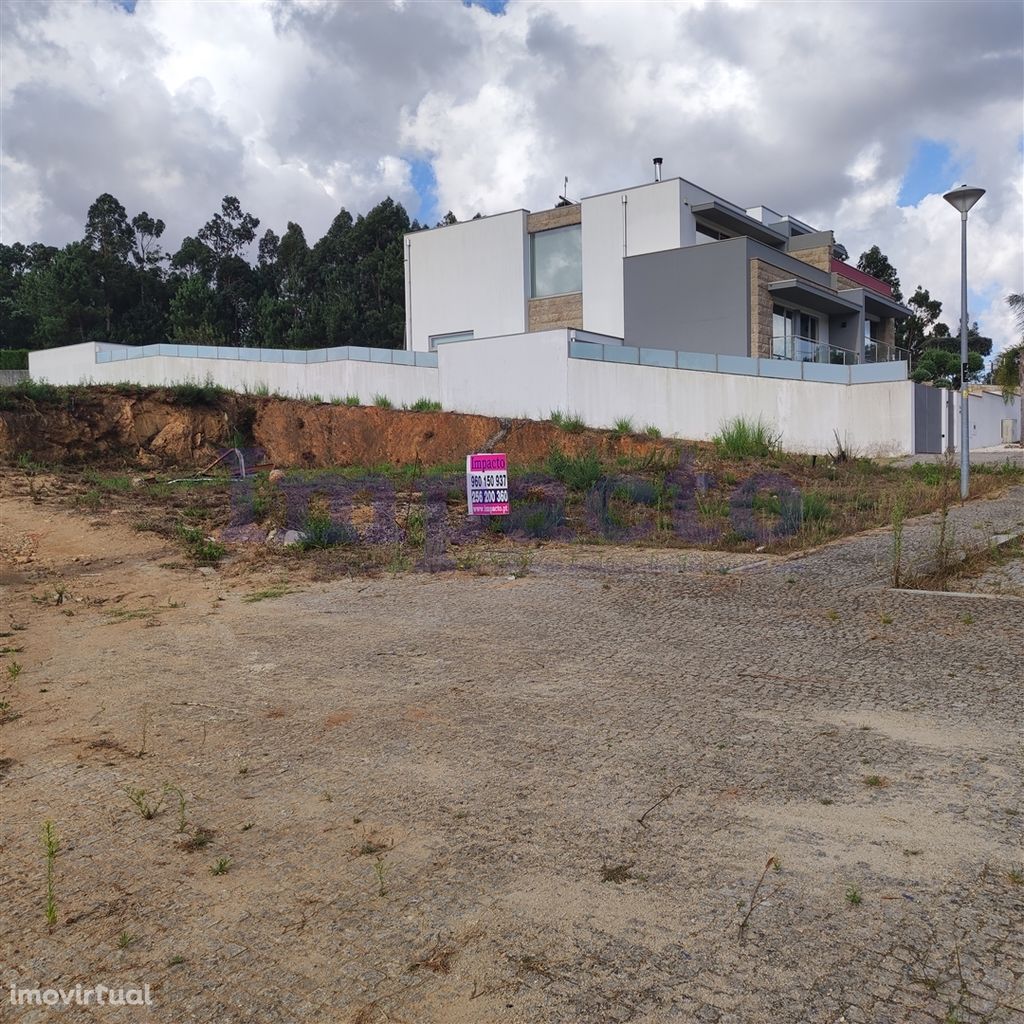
[24,169,1021,456]
[403,170,912,366]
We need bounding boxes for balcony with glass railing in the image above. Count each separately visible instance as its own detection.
[863,338,910,364]
[772,336,857,365]
[772,336,909,366]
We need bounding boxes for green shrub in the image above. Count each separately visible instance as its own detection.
[373,394,393,409]
[713,416,781,458]
[909,462,948,486]
[549,410,565,427]
[612,417,634,436]
[802,492,831,523]
[410,398,442,412]
[0,379,63,408]
[177,525,225,564]
[165,377,226,406]
[612,478,659,506]
[0,349,29,370]
[300,495,356,550]
[546,448,603,491]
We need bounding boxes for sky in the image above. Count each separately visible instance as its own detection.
[2,0,1022,356]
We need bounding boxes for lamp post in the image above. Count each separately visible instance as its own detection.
[942,184,985,500]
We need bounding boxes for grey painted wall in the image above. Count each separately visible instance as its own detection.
[829,307,863,359]
[623,237,750,355]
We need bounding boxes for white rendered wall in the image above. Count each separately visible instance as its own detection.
[29,345,439,408]
[30,336,918,455]
[581,179,686,338]
[405,211,529,352]
[437,330,569,420]
[566,359,914,456]
[966,389,1021,447]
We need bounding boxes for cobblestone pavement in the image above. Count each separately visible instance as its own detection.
[1,488,1022,1023]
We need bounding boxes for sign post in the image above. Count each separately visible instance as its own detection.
[466,452,509,516]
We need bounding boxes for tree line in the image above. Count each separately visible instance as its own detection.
[0,193,443,352]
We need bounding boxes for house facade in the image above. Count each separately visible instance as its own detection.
[403,175,911,365]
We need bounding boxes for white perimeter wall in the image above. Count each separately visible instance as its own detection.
[29,334,919,455]
[30,344,439,407]
[568,359,913,456]
[965,389,1022,447]
[405,211,529,352]
[581,179,686,339]
[437,330,570,420]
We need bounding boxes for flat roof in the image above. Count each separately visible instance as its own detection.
[768,279,861,316]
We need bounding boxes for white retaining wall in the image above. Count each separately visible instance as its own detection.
[567,359,913,456]
[29,334,919,455]
[30,343,440,408]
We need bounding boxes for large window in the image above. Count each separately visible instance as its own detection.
[530,225,582,298]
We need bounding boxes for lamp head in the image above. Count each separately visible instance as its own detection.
[943,185,985,215]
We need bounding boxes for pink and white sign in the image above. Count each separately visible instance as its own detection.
[466,452,509,516]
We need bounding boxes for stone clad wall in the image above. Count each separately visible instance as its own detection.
[526,205,581,233]
[789,245,833,272]
[528,293,584,332]
[749,260,793,358]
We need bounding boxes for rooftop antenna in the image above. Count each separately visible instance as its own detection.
[556,175,576,206]
[653,157,663,183]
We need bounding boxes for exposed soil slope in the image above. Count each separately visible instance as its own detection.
[0,386,678,468]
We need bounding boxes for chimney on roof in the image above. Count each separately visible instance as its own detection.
[653,157,663,182]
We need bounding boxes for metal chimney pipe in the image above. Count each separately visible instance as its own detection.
[653,157,663,182]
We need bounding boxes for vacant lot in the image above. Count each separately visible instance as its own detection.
[1,477,1022,1023]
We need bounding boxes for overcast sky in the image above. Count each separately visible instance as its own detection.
[2,0,1022,355]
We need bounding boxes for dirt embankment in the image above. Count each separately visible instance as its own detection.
[0,387,680,468]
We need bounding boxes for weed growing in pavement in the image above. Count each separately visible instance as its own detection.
[845,886,863,906]
[117,931,133,949]
[864,775,888,788]
[210,857,231,876]
[373,855,391,897]
[8,661,22,681]
[42,821,59,929]
[124,785,166,820]
[166,785,188,832]
[180,827,215,851]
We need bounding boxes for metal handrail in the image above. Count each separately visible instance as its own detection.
[771,336,856,365]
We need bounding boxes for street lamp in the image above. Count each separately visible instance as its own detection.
[942,184,985,500]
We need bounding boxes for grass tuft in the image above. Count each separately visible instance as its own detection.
[713,416,781,458]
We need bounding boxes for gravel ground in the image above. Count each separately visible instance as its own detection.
[1,486,1022,1024]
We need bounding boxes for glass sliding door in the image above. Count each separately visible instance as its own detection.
[772,304,820,361]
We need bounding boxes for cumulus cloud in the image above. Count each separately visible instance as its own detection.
[1,0,1021,353]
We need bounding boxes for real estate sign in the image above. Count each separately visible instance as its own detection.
[466,452,509,516]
